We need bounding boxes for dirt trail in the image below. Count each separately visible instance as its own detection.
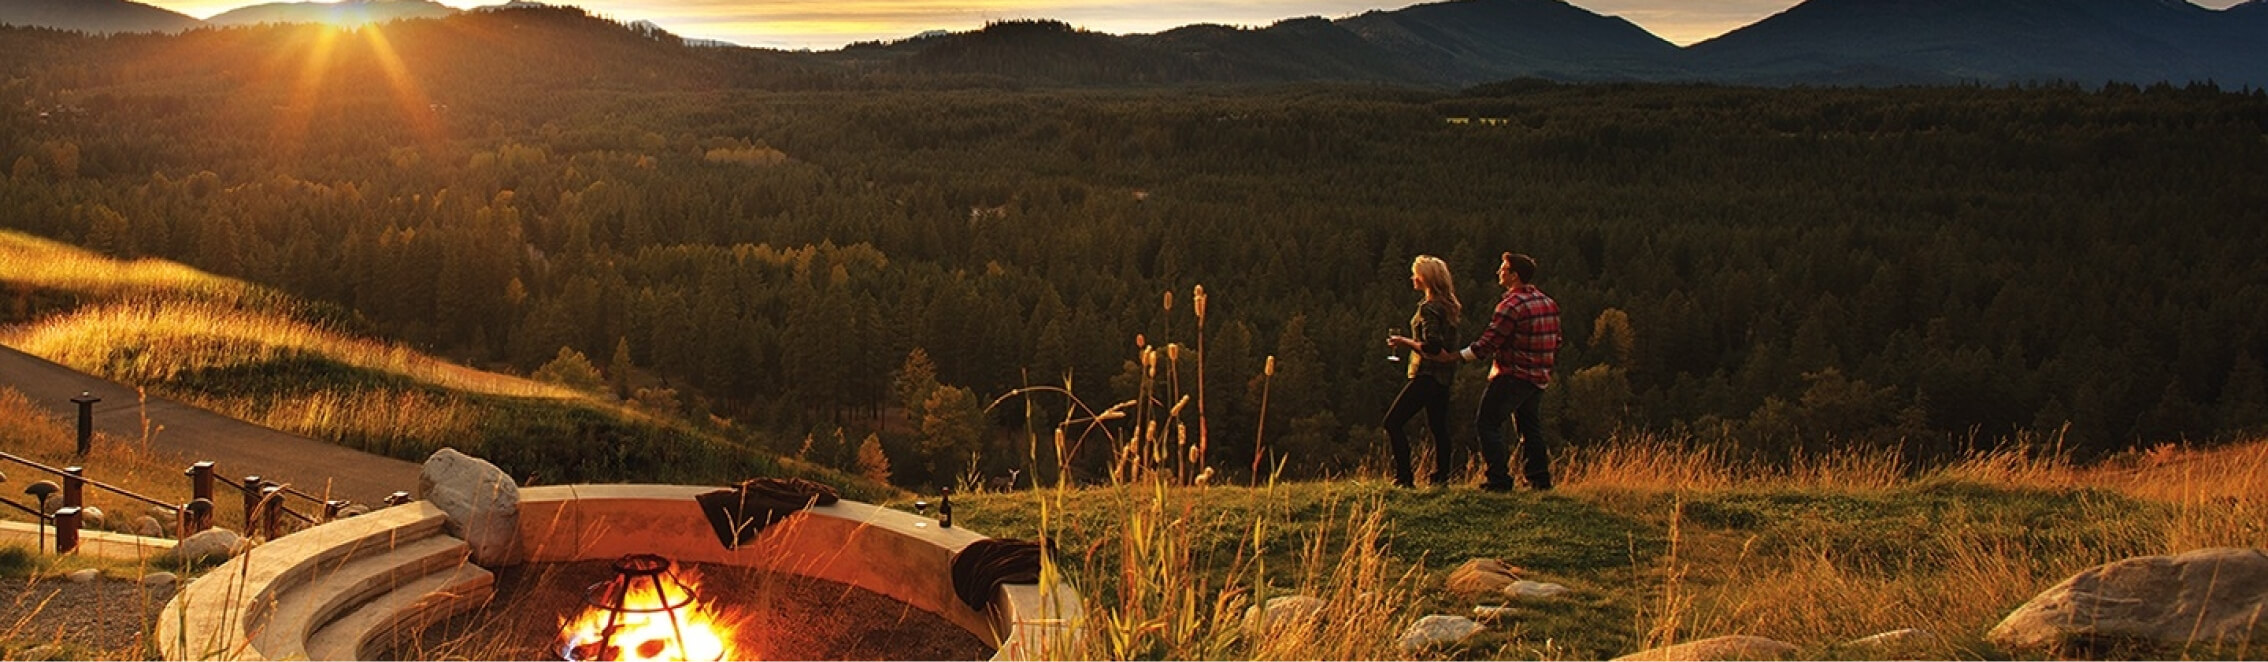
[0,344,420,506]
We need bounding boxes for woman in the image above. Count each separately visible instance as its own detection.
[1383,255,1463,488]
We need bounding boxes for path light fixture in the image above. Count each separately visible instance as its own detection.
[24,480,60,552]
[70,390,99,456]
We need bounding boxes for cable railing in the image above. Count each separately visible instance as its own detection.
[1,450,408,554]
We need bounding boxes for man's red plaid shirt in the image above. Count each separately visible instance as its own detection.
[1468,284,1561,385]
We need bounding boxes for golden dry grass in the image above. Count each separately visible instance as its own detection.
[0,231,248,303]
[1562,433,2268,658]
[2,299,583,401]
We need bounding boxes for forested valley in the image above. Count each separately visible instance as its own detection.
[4,9,2266,490]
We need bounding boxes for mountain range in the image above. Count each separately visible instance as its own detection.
[3,0,2264,88]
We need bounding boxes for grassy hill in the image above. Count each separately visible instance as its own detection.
[0,230,896,500]
[953,436,2266,659]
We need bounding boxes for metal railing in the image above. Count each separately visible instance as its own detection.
[1,451,399,553]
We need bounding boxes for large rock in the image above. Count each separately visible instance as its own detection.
[167,528,245,564]
[1243,595,1326,635]
[1614,635,1799,661]
[1505,580,1570,599]
[1988,547,2268,654]
[1447,558,1523,597]
[1396,614,1484,651]
[131,515,166,539]
[416,448,522,566]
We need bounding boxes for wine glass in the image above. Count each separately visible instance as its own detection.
[1385,327,1403,363]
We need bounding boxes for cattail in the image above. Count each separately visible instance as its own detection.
[1143,347,1158,376]
[1192,285,1207,320]
[1265,355,1277,376]
[1167,342,1181,362]
[1162,289,1173,312]
[1135,333,1147,348]
[1169,395,1190,419]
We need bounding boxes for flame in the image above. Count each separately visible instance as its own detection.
[558,562,737,662]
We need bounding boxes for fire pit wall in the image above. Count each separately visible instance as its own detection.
[514,485,1080,660]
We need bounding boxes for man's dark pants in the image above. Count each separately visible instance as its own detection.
[1475,374,1550,490]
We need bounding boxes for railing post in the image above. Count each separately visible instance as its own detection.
[61,466,84,510]
[54,506,80,554]
[259,485,284,539]
[187,461,214,503]
[70,391,99,456]
[323,500,344,521]
[385,491,412,506]
[242,475,262,532]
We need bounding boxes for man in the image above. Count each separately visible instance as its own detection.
[1430,252,1562,491]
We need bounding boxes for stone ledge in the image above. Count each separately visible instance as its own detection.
[157,503,450,661]
[0,519,173,561]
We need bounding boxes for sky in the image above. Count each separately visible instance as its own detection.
[141,0,2254,51]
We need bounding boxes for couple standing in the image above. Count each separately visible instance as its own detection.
[1383,252,1562,492]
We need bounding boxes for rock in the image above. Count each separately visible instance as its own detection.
[1447,558,1523,597]
[1989,547,2268,654]
[1614,635,1800,661]
[168,528,245,564]
[131,515,166,538]
[65,568,99,583]
[1243,595,1326,634]
[77,505,104,530]
[141,571,178,587]
[1244,595,1326,635]
[1505,580,1570,599]
[1842,628,1939,658]
[417,448,522,566]
[1396,614,1484,652]
[337,504,371,518]
[1472,605,1518,621]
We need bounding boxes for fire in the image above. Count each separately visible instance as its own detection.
[557,556,737,662]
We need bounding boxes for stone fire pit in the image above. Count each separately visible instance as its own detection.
[157,484,1081,661]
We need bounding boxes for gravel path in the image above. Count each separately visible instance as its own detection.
[0,575,178,659]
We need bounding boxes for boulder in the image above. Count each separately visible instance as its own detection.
[1989,547,2268,654]
[1505,580,1570,599]
[130,515,166,539]
[1841,628,1939,659]
[77,505,104,531]
[167,528,244,564]
[65,568,99,583]
[1396,614,1484,652]
[1614,635,1799,661]
[1447,558,1523,597]
[416,448,522,566]
[141,571,178,587]
[1243,595,1326,635]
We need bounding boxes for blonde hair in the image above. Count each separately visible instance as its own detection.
[1410,255,1462,323]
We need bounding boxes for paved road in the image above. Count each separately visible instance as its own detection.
[0,344,421,506]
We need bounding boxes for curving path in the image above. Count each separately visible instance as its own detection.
[0,344,420,506]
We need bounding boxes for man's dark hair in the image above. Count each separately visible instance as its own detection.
[1503,252,1538,283]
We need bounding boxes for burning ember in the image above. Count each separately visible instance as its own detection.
[558,554,737,662]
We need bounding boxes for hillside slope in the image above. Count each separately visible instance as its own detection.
[0,231,895,499]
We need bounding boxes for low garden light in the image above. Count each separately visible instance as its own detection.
[24,479,60,552]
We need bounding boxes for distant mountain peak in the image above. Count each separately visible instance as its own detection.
[206,0,459,27]
[0,0,202,34]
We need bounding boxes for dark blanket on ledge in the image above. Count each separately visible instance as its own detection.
[695,477,840,550]
[951,538,1050,612]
